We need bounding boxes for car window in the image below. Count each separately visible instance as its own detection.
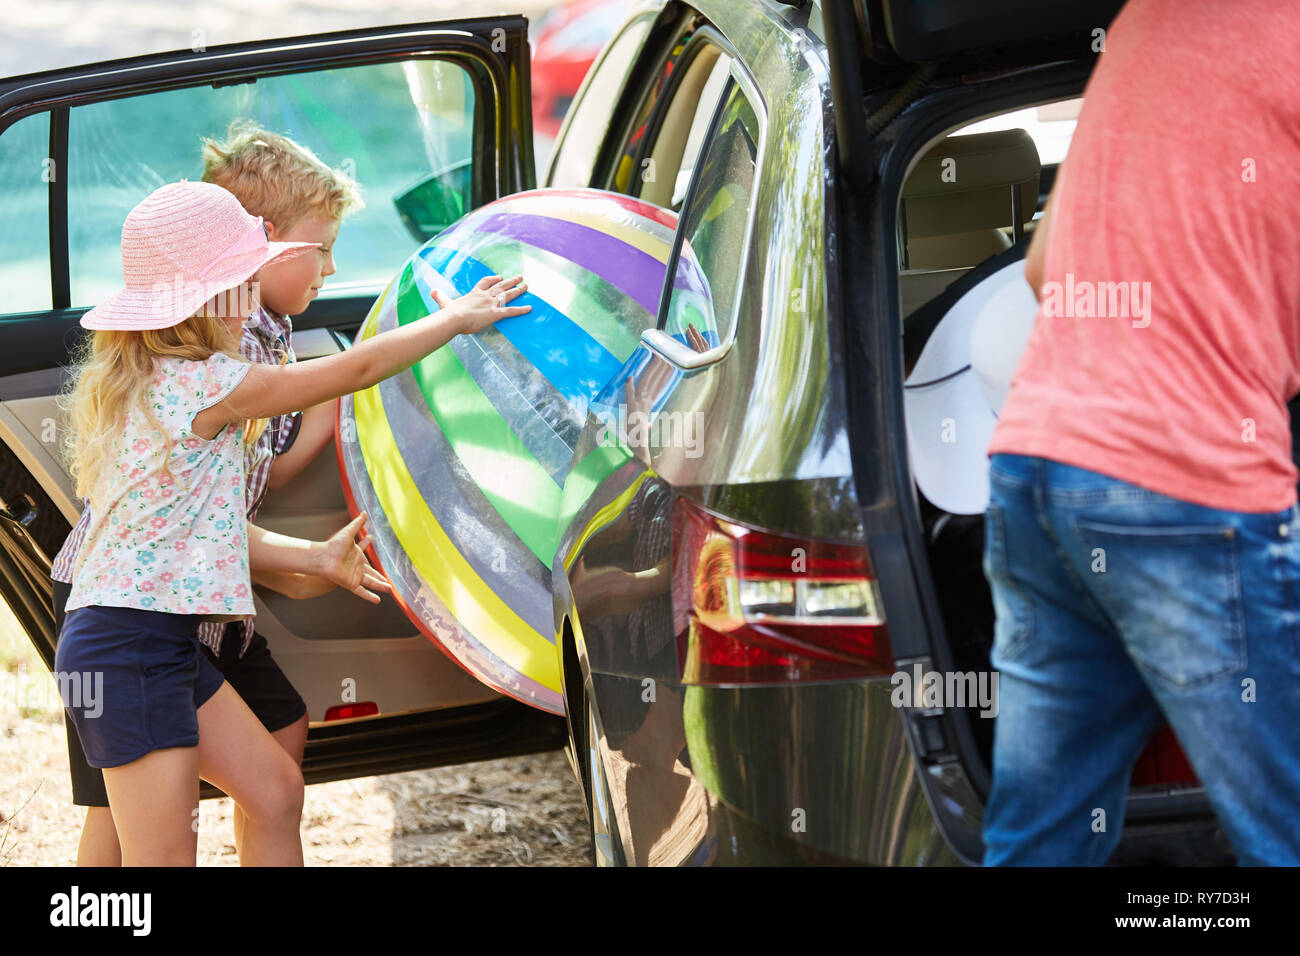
[636,40,733,212]
[954,97,1081,166]
[0,111,53,314]
[669,52,734,208]
[657,78,759,350]
[608,30,689,196]
[547,12,655,189]
[55,59,474,309]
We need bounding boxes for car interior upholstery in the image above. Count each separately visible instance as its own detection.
[640,42,724,210]
[898,128,1041,323]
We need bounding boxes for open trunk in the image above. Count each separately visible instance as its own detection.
[814,0,1236,864]
[895,113,1227,864]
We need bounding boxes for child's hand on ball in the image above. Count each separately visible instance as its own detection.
[429,274,531,335]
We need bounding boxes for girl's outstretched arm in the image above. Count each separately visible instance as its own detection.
[247,512,391,603]
[198,274,529,433]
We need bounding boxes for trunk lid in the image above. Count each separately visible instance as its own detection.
[858,0,1126,67]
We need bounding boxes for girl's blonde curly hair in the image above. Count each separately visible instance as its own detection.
[59,307,267,511]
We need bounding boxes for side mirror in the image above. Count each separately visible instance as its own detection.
[393,160,472,242]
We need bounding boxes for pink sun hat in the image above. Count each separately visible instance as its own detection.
[80,180,320,331]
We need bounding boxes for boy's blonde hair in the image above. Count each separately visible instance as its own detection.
[61,313,267,509]
[200,120,363,231]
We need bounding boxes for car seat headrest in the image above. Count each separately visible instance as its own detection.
[902,128,1041,239]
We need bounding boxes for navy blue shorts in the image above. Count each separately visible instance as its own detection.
[53,603,225,769]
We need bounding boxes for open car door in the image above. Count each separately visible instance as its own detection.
[0,16,566,788]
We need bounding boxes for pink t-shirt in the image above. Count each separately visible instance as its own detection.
[65,350,255,619]
[987,0,1300,513]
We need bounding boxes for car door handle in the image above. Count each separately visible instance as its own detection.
[0,504,53,574]
[640,328,731,370]
[7,500,38,528]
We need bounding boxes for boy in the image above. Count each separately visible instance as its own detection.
[51,120,363,865]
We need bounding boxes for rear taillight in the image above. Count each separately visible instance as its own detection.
[324,702,379,721]
[1131,725,1199,787]
[672,497,893,684]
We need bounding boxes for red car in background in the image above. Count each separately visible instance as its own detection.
[530,0,635,146]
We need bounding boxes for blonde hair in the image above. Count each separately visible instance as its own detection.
[200,120,363,232]
[60,311,268,509]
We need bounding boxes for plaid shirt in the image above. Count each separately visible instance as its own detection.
[52,307,300,657]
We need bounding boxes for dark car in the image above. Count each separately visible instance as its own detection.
[0,0,1231,865]
[540,0,1230,865]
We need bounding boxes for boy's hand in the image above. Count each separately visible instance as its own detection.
[251,568,338,600]
[429,274,531,335]
[315,512,391,603]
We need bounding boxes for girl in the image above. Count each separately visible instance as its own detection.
[57,180,529,865]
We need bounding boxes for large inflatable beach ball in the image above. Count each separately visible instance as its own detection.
[337,187,703,713]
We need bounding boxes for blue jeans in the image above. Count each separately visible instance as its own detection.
[981,453,1300,865]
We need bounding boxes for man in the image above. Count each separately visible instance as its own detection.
[982,0,1300,864]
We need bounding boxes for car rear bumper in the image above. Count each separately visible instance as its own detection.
[589,673,962,864]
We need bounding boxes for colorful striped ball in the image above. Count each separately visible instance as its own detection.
[337,187,701,713]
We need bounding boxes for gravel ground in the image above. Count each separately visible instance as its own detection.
[0,607,592,867]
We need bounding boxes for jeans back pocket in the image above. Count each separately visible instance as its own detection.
[1069,517,1246,690]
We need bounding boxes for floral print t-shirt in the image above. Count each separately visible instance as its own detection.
[65,350,256,621]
